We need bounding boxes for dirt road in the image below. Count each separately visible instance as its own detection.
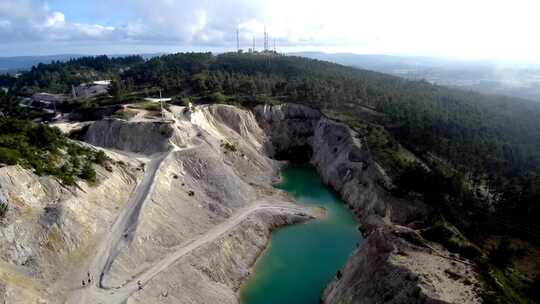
[66,199,313,304]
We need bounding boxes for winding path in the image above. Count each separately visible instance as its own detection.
[65,150,170,304]
[65,138,313,303]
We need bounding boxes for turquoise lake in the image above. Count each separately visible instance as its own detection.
[240,165,361,304]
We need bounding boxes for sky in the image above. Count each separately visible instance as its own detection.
[0,0,539,63]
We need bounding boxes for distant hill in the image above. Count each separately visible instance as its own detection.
[291,52,540,102]
[289,52,477,70]
[0,53,162,73]
[0,55,84,73]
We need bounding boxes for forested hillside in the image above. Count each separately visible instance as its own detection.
[5,52,540,191]
[120,53,540,178]
[9,55,144,95]
[0,91,107,186]
[3,52,540,302]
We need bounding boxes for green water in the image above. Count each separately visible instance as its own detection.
[240,165,361,304]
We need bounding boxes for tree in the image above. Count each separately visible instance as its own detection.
[0,200,8,218]
[108,79,126,102]
[489,237,515,268]
[79,163,97,183]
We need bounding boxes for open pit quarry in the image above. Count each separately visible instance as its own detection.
[0,103,481,304]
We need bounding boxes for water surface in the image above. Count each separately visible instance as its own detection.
[240,165,361,304]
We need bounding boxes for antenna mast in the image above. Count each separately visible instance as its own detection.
[236,28,240,51]
[264,25,268,51]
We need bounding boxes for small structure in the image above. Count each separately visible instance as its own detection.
[144,89,171,121]
[18,93,65,119]
[73,80,111,99]
[144,97,172,103]
[29,93,65,112]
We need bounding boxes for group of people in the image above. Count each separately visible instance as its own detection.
[81,272,92,287]
[81,271,143,291]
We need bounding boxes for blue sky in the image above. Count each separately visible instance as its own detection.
[1,0,539,63]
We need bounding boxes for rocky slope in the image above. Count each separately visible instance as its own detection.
[0,104,316,304]
[0,151,142,303]
[255,103,482,304]
[0,102,481,304]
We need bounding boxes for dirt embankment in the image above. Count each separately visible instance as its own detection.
[0,105,317,304]
[0,103,481,304]
[83,119,173,155]
[255,103,482,304]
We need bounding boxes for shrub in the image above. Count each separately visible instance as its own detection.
[221,142,237,152]
[208,92,227,103]
[159,124,173,136]
[0,147,21,165]
[489,237,516,268]
[0,201,8,218]
[79,163,97,183]
[129,101,160,111]
[422,220,482,259]
[112,109,137,120]
[93,150,108,165]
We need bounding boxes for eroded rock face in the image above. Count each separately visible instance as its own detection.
[0,103,480,304]
[0,104,317,304]
[84,119,173,155]
[322,227,481,304]
[0,160,141,303]
[255,104,321,162]
[255,103,481,304]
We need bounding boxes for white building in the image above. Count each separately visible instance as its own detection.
[144,97,172,103]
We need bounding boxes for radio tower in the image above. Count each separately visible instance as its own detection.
[236,29,240,52]
[264,26,268,51]
[236,28,240,51]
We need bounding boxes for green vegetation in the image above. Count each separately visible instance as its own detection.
[0,118,105,185]
[9,54,538,240]
[10,55,143,95]
[127,101,161,111]
[221,142,237,153]
[422,220,482,259]
[112,108,137,120]
[482,266,534,304]
[0,92,108,185]
[0,200,8,218]
[4,53,540,302]
[489,238,516,268]
[0,90,24,117]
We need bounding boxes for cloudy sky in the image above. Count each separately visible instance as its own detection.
[0,0,539,62]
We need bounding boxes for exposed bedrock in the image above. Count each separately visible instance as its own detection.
[254,103,481,304]
[0,157,141,303]
[0,103,480,304]
[0,104,316,304]
[83,119,173,155]
[255,103,418,226]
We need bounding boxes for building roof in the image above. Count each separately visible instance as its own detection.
[92,80,111,86]
[144,97,172,103]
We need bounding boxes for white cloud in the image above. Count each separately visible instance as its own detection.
[0,0,539,62]
[44,11,65,28]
